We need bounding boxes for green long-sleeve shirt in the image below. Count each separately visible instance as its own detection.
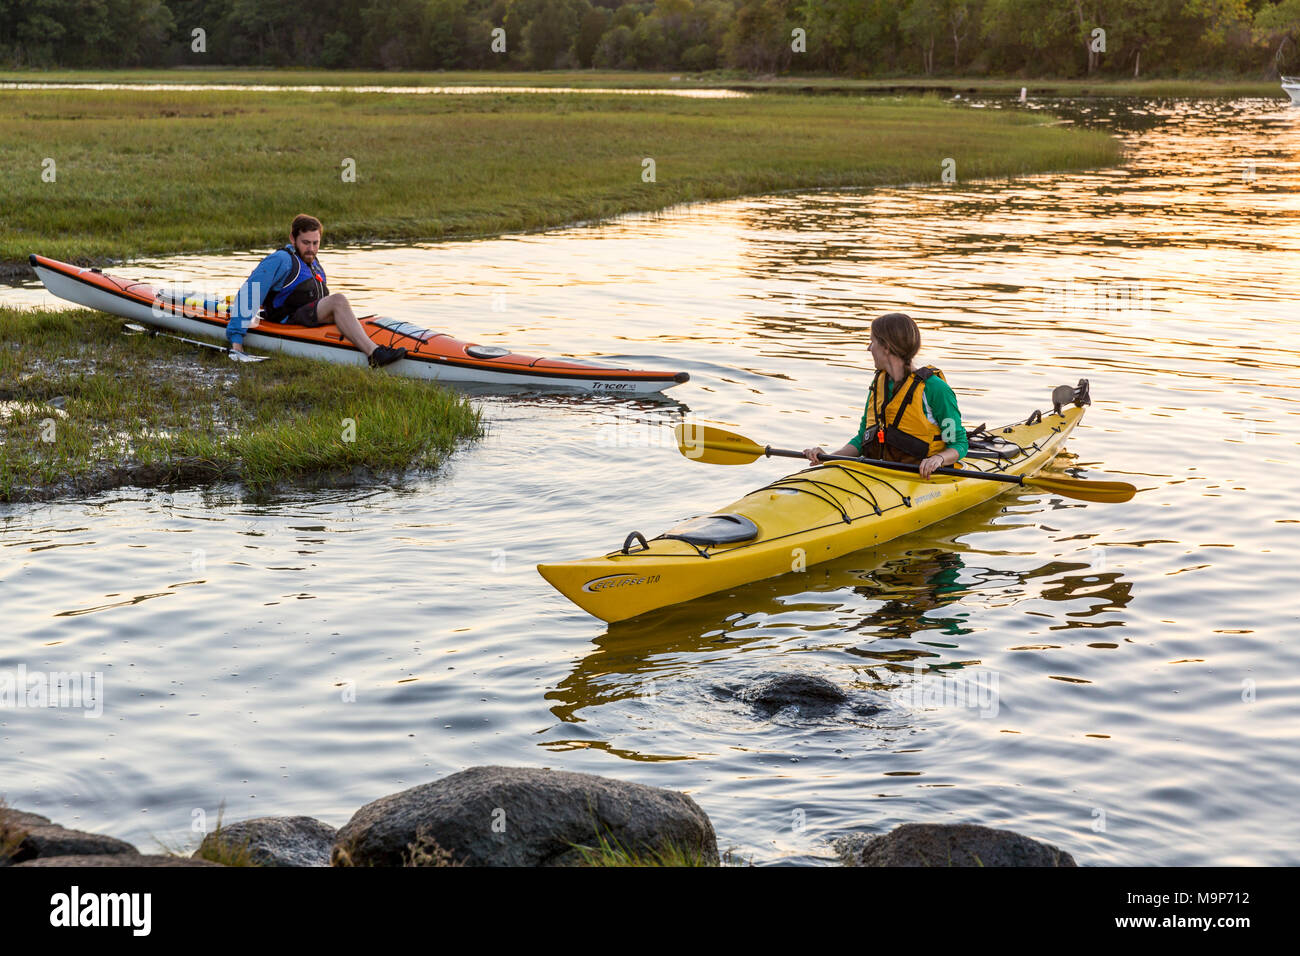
[849,373,969,459]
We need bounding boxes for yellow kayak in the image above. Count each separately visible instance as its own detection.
[538,386,1091,623]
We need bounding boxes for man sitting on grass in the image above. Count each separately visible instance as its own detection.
[225,214,407,368]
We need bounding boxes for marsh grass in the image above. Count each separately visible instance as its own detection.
[0,307,482,501]
[0,87,1120,270]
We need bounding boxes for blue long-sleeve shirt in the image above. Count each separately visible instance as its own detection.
[225,249,296,345]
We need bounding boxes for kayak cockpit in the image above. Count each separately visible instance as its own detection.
[663,513,759,546]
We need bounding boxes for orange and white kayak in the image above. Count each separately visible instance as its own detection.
[29,254,689,394]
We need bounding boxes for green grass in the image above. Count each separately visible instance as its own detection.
[0,86,1121,272]
[567,825,746,866]
[0,307,482,501]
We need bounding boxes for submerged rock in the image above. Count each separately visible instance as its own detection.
[733,672,851,716]
[333,766,718,867]
[834,823,1077,867]
[195,816,336,867]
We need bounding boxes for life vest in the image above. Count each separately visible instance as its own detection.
[860,366,950,464]
[262,244,328,321]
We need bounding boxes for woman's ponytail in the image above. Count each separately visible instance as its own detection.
[870,312,921,371]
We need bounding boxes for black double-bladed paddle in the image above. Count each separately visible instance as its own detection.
[674,423,1136,504]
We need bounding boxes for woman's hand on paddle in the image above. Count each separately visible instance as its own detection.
[804,443,860,465]
[919,454,946,479]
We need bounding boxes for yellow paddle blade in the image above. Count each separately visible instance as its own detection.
[674,423,766,465]
[1024,475,1136,503]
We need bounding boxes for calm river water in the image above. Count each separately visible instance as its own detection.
[2,97,1297,865]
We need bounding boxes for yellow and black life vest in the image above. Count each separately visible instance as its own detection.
[861,366,949,464]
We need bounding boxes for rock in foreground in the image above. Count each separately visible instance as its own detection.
[195,816,336,867]
[1,808,137,866]
[333,766,718,867]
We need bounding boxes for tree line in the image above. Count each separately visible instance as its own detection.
[3,0,1300,77]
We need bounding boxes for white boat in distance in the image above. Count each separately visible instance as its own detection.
[1283,75,1300,105]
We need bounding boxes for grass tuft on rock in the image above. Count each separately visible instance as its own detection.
[0,797,30,864]
[403,826,465,867]
[189,827,259,868]
[568,827,725,867]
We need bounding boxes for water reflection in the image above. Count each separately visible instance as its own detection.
[0,81,747,98]
[546,492,1135,734]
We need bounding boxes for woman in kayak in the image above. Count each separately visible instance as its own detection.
[803,312,968,479]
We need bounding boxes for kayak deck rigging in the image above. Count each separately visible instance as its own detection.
[623,418,1064,561]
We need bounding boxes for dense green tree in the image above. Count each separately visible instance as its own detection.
[899,0,943,74]
[980,0,1078,75]
[359,0,473,69]
[1254,0,1300,71]
[524,0,587,67]
[1106,0,1196,77]
[0,0,1293,77]
[946,0,977,69]
[610,2,651,30]
[793,0,902,73]
[681,40,715,68]
[593,22,634,65]
[628,15,665,65]
[724,0,799,71]
[0,0,67,65]
[573,5,611,65]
